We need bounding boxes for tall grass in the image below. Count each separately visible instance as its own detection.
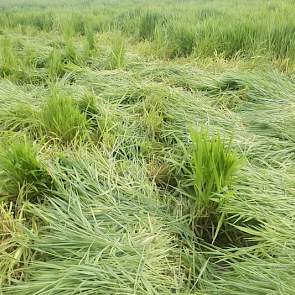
[47,48,65,79]
[0,37,17,78]
[0,140,50,198]
[0,202,35,286]
[138,11,164,41]
[38,95,89,143]
[85,25,96,51]
[107,36,126,69]
[165,23,196,58]
[191,130,242,213]
[1,1,295,65]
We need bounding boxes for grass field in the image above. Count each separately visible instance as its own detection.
[1,0,295,294]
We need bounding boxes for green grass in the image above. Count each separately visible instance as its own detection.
[107,35,126,69]
[188,130,243,244]
[191,130,242,212]
[0,0,295,294]
[0,202,36,287]
[38,94,89,143]
[138,11,164,41]
[47,48,65,80]
[0,139,50,198]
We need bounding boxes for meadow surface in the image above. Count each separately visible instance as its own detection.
[1,0,295,294]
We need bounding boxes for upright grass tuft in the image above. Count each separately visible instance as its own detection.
[166,23,196,58]
[191,129,242,213]
[85,25,96,51]
[47,48,65,80]
[0,140,50,198]
[138,11,163,41]
[0,37,17,78]
[180,129,243,244]
[39,95,89,143]
[107,36,126,69]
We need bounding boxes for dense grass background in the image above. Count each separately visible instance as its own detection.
[1,0,295,294]
[1,0,295,69]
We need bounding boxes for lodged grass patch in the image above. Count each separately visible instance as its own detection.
[2,150,188,294]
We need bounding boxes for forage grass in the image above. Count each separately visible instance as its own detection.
[85,25,96,51]
[0,139,50,198]
[191,129,242,213]
[138,11,163,41]
[1,1,295,294]
[0,37,17,78]
[0,203,35,287]
[38,94,89,143]
[47,48,65,80]
[107,36,126,69]
[166,23,196,58]
[3,151,184,294]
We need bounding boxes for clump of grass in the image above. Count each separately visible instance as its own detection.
[138,11,164,40]
[191,129,241,211]
[47,48,65,79]
[85,25,96,51]
[69,13,86,36]
[107,36,126,69]
[151,24,168,57]
[0,140,50,198]
[47,39,82,80]
[0,203,34,287]
[0,37,16,78]
[63,40,79,65]
[39,95,89,143]
[165,23,196,58]
[190,129,242,243]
